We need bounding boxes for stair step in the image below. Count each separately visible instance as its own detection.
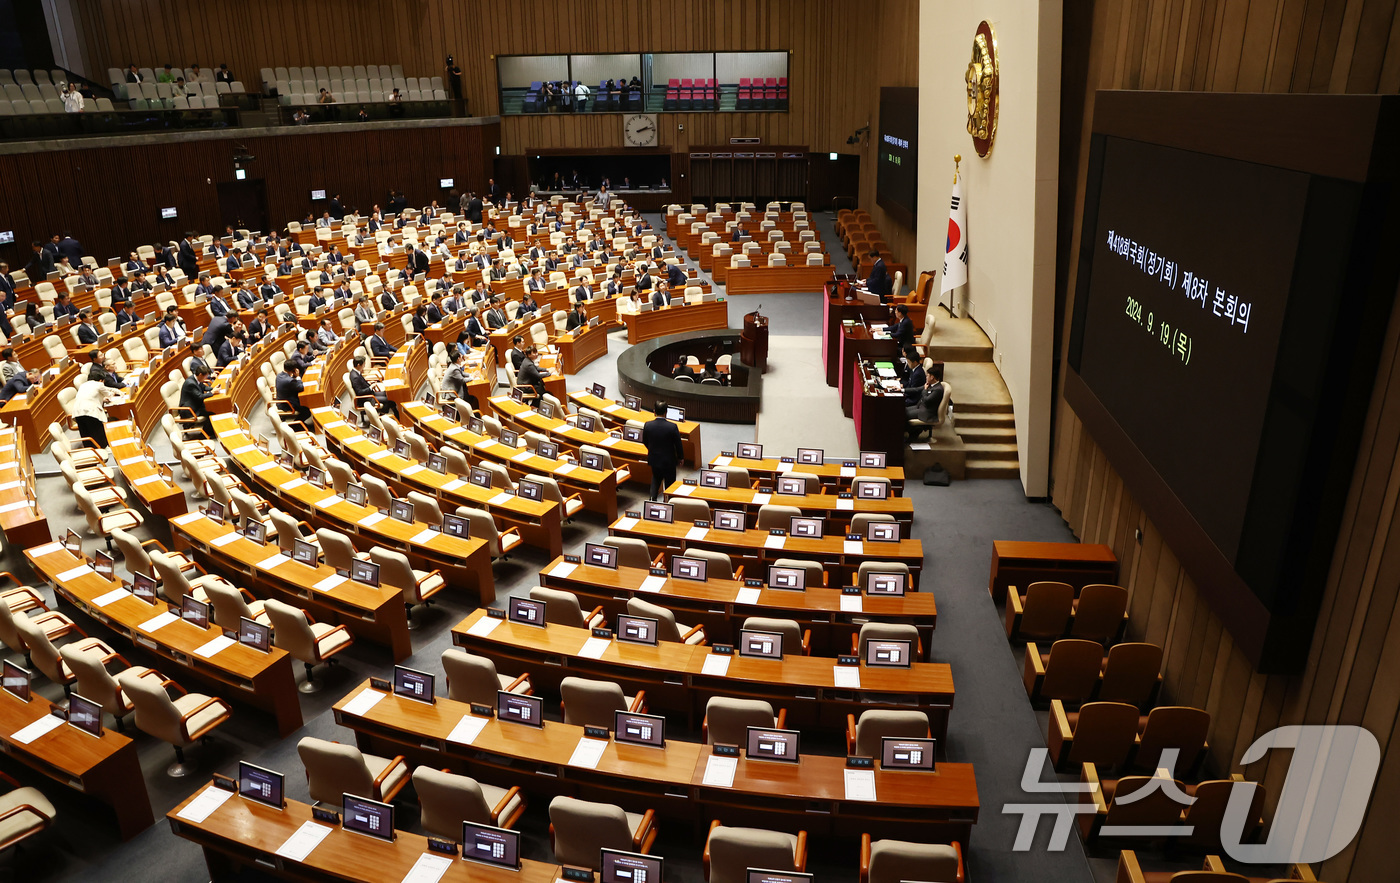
[963,442,1019,461]
[950,401,1014,415]
[958,426,1017,444]
[966,459,1021,479]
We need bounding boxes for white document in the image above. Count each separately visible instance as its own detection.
[908,442,932,451]
[713,456,732,466]
[578,637,610,659]
[833,665,862,689]
[252,461,278,473]
[568,737,609,769]
[92,588,131,607]
[370,449,394,461]
[132,475,163,486]
[671,484,694,497]
[685,526,709,541]
[274,820,333,862]
[734,587,761,605]
[751,492,772,505]
[844,540,864,555]
[701,653,731,677]
[638,575,667,593]
[210,533,241,547]
[139,611,179,632]
[777,461,793,474]
[358,512,387,527]
[344,434,368,445]
[323,420,347,430]
[280,478,307,491]
[340,688,386,717]
[840,595,864,613]
[702,754,738,787]
[764,534,786,550]
[466,616,501,638]
[397,528,434,546]
[473,440,495,452]
[600,436,619,447]
[194,635,236,658]
[603,404,622,413]
[320,494,344,506]
[313,574,348,592]
[56,564,95,581]
[258,553,290,569]
[488,492,514,506]
[446,714,488,745]
[442,479,468,491]
[548,561,577,579]
[836,498,854,510]
[10,714,65,745]
[175,785,234,822]
[511,450,533,463]
[0,501,30,514]
[231,445,257,455]
[844,768,877,801]
[840,466,856,478]
[401,464,424,476]
[171,514,200,527]
[118,455,146,466]
[400,852,454,883]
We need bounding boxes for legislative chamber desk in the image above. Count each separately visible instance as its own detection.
[556,320,610,374]
[723,264,836,297]
[709,452,905,494]
[169,788,565,883]
[383,336,499,407]
[538,556,935,652]
[988,541,1119,604]
[452,610,954,739]
[491,396,652,488]
[839,322,899,417]
[106,420,188,518]
[24,540,303,737]
[0,425,49,550]
[0,686,153,840]
[622,299,730,344]
[567,390,703,467]
[853,359,907,468]
[607,516,926,590]
[332,682,978,845]
[823,281,891,387]
[665,482,915,533]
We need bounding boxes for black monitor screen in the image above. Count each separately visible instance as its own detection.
[615,614,658,646]
[865,571,907,596]
[624,395,641,411]
[853,479,888,500]
[239,616,272,652]
[736,443,763,460]
[745,726,799,763]
[789,517,822,538]
[426,453,447,474]
[292,538,319,566]
[497,690,543,727]
[538,440,560,460]
[132,571,158,603]
[93,550,115,580]
[614,710,666,748]
[461,821,522,870]
[350,559,380,587]
[343,794,395,841]
[642,502,673,524]
[699,470,728,489]
[738,629,783,660]
[180,595,210,629]
[580,451,604,470]
[796,448,823,465]
[393,439,411,458]
[876,86,919,229]
[306,466,327,488]
[346,483,368,506]
[469,418,486,435]
[584,543,618,569]
[880,736,936,771]
[670,556,706,582]
[207,500,226,523]
[242,519,266,544]
[500,429,520,448]
[576,414,597,432]
[518,479,544,502]
[767,566,805,591]
[67,693,103,736]
[389,499,414,523]
[591,382,606,398]
[866,521,899,542]
[748,871,814,883]
[1,660,31,702]
[858,451,886,469]
[508,597,546,627]
[393,665,435,703]
[623,426,643,443]
[442,514,471,538]
[865,638,913,668]
[714,511,745,532]
[601,850,663,883]
[469,467,494,489]
[238,761,286,807]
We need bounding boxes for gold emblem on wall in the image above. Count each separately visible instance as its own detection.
[965,20,999,158]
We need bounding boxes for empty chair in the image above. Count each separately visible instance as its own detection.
[853,622,922,658]
[1069,583,1129,644]
[297,736,409,805]
[1005,580,1074,641]
[1079,765,1188,844]
[60,644,147,731]
[860,835,963,883]
[453,507,522,559]
[602,536,656,569]
[1099,642,1163,708]
[579,444,630,483]
[1046,700,1141,770]
[116,668,232,777]
[0,774,55,851]
[704,822,806,883]
[15,615,115,690]
[703,696,785,745]
[441,648,531,705]
[263,598,353,692]
[845,709,931,757]
[669,497,710,523]
[0,597,76,657]
[756,504,801,531]
[559,676,645,729]
[741,617,809,655]
[369,547,444,627]
[686,548,739,580]
[528,587,604,629]
[782,471,821,493]
[530,475,584,520]
[413,767,525,840]
[855,561,910,589]
[771,557,825,587]
[1181,778,1266,851]
[1133,706,1211,775]
[626,597,705,645]
[549,796,657,870]
[407,490,443,525]
[315,527,366,574]
[202,578,271,630]
[1023,638,1104,706]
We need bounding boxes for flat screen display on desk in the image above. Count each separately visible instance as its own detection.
[469,466,495,489]
[389,499,414,523]
[616,613,658,646]
[880,736,936,771]
[796,448,823,465]
[748,871,813,883]
[738,629,783,660]
[866,521,899,542]
[624,395,641,411]
[442,514,470,538]
[601,850,663,883]
[584,542,618,569]
[461,821,521,870]
[745,726,799,763]
[497,690,543,727]
[775,477,806,496]
[736,443,763,460]
[342,794,395,841]
[132,571,158,603]
[517,479,544,502]
[859,451,887,469]
[306,465,327,488]
[292,538,318,566]
[350,559,380,587]
[767,566,805,591]
[699,469,728,489]
[393,665,435,703]
[614,710,666,747]
[576,414,597,432]
[714,510,745,532]
[865,571,907,596]
[206,500,225,523]
[508,597,546,627]
[426,453,447,474]
[670,555,706,582]
[67,693,103,736]
[500,429,519,448]
[665,406,685,421]
[242,519,266,544]
[93,550,115,580]
[579,450,604,470]
[180,594,210,629]
[1,660,31,702]
[623,425,643,443]
[853,479,889,500]
[239,616,272,652]
[346,483,367,506]
[789,517,822,538]
[238,761,285,807]
[538,440,560,460]
[591,383,606,398]
[643,501,673,523]
[865,638,913,668]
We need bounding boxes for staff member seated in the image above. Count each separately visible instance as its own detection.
[906,362,947,441]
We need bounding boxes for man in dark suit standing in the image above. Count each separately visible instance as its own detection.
[487,178,501,202]
[27,242,54,280]
[666,262,687,289]
[466,193,483,224]
[178,234,200,278]
[642,401,684,501]
[180,363,215,438]
[865,249,892,302]
[408,245,429,279]
[56,232,83,265]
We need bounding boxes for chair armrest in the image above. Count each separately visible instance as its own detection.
[1203,856,1228,873]
[490,785,524,826]
[0,803,53,847]
[499,526,522,542]
[1005,587,1024,638]
[951,840,964,883]
[312,624,353,661]
[702,819,722,873]
[1,586,46,614]
[845,714,858,756]
[155,675,188,695]
[587,605,605,622]
[1023,641,1046,698]
[1114,849,1146,883]
[1048,699,1073,767]
[792,830,807,871]
[681,622,706,645]
[178,697,231,742]
[775,707,787,729]
[732,565,744,581]
[801,629,811,655]
[1082,763,1107,813]
[629,690,647,713]
[505,672,532,694]
[565,492,584,508]
[632,808,657,852]
[859,833,872,883]
[1291,862,1319,882]
[374,755,409,801]
[0,571,24,589]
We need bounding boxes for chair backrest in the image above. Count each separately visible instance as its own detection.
[269,509,306,552]
[1018,581,1075,639]
[1069,584,1128,643]
[1099,642,1162,707]
[296,736,375,804]
[560,676,627,728]
[1066,701,1141,768]
[1135,706,1211,773]
[741,617,802,655]
[783,471,821,493]
[117,668,192,745]
[263,598,317,664]
[149,549,195,604]
[407,490,443,525]
[13,615,65,679]
[412,767,497,839]
[548,796,634,868]
[1183,779,1265,850]
[707,826,799,883]
[1040,639,1105,703]
[625,596,684,643]
[109,527,152,575]
[755,504,800,531]
[1103,773,1188,830]
[686,548,734,580]
[204,578,257,630]
[771,557,824,587]
[857,622,920,656]
[315,528,358,573]
[704,696,776,744]
[856,561,910,588]
[369,547,422,602]
[603,536,653,569]
[441,649,504,705]
[363,475,394,510]
[456,507,503,555]
[670,497,710,523]
[528,587,591,628]
[866,839,961,883]
[850,513,896,534]
[851,710,930,758]
[61,645,125,714]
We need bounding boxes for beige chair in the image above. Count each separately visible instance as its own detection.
[549,796,658,870]
[269,509,319,554]
[116,668,232,776]
[73,484,141,551]
[0,772,56,851]
[369,547,444,628]
[15,616,115,690]
[441,649,531,705]
[60,644,147,732]
[705,821,807,883]
[202,578,271,630]
[850,512,897,535]
[315,528,366,574]
[528,587,604,629]
[860,834,964,883]
[413,767,525,839]
[148,549,224,606]
[579,444,630,483]
[756,504,801,531]
[703,696,786,745]
[685,548,740,580]
[853,622,923,658]
[626,597,706,645]
[296,736,409,805]
[845,709,931,757]
[602,537,657,570]
[783,471,821,493]
[531,475,583,521]
[670,497,710,523]
[771,558,825,587]
[741,617,809,655]
[263,598,354,693]
[0,601,76,657]
[559,676,645,729]
[856,561,911,591]
[407,490,443,526]
[453,507,522,559]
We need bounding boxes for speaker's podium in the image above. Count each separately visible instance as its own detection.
[741,310,769,373]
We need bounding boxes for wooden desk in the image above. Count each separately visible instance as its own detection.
[567,390,703,468]
[708,453,905,494]
[839,323,899,417]
[0,425,49,549]
[665,483,914,533]
[823,284,889,387]
[490,396,651,488]
[452,610,955,739]
[853,360,907,469]
[169,786,565,883]
[333,682,978,845]
[989,541,1119,604]
[106,420,188,518]
[539,557,935,652]
[622,300,730,344]
[723,265,835,296]
[24,540,304,737]
[0,689,153,840]
[556,321,610,374]
[0,358,80,456]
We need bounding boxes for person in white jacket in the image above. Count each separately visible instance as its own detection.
[62,84,84,113]
[73,378,116,447]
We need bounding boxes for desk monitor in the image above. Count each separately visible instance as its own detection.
[866,521,900,542]
[591,382,606,398]
[865,638,913,668]
[736,443,763,460]
[508,597,546,627]
[576,414,597,432]
[468,466,495,489]
[306,465,327,488]
[132,571,159,604]
[584,542,618,569]
[442,513,471,538]
[853,479,889,501]
[180,594,211,629]
[469,417,486,435]
[277,452,296,470]
[748,871,814,883]
[601,850,663,883]
[343,794,396,842]
[643,501,673,523]
[859,451,887,469]
[738,629,784,660]
[699,469,728,489]
[613,710,666,748]
[796,448,823,465]
[713,510,745,532]
[623,425,643,443]
[615,614,659,646]
[242,518,266,544]
[517,479,544,502]
[441,403,458,420]
[880,736,936,771]
[580,451,605,470]
[775,477,806,496]
[292,538,319,566]
[345,482,368,506]
[350,559,380,587]
[745,726,799,763]
[67,693,103,736]
[366,426,384,445]
[510,388,525,403]
[665,405,685,421]
[392,665,435,703]
[624,395,641,411]
[500,429,520,448]
[239,616,272,652]
[767,566,806,591]
[865,571,907,596]
[392,438,411,458]
[389,498,414,523]
[238,761,286,808]
[497,690,543,727]
[461,820,522,870]
[423,392,437,406]
[538,440,560,460]
[426,452,447,474]
[670,555,707,582]
[789,517,823,538]
[206,500,226,524]
[1,660,31,702]
[93,550,115,580]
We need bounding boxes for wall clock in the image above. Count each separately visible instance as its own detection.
[624,113,658,147]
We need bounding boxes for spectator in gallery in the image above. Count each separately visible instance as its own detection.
[126,64,143,84]
[389,88,403,103]
[292,108,309,125]
[63,83,84,113]
[318,88,334,104]
[216,64,234,85]
[157,64,176,83]
[189,63,204,82]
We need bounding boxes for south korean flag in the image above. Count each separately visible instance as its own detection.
[941,176,968,302]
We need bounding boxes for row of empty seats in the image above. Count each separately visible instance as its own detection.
[261,64,409,91]
[0,69,69,86]
[0,98,114,116]
[105,66,222,85]
[111,80,244,100]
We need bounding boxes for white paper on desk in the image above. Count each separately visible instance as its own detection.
[401,851,454,883]
[258,553,290,569]
[410,529,438,545]
[0,480,20,491]
[57,564,95,581]
[701,653,731,677]
[909,442,932,451]
[231,445,257,455]
[465,616,501,638]
[488,492,514,506]
[568,737,609,769]
[252,461,278,473]
[132,475,163,487]
[343,434,367,445]
[175,785,234,822]
[844,768,877,801]
[548,561,577,579]
[280,478,307,491]
[313,574,348,592]
[401,464,424,476]
[713,456,732,466]
[0,501,29,514]
[274,820,333,863]
[321,494,344,506]
[836,498,854,510]
[686,526,709,541]
[777,461,793,474]
[172,513,200,527]
[324,420,347,430]
[118,455,146,466]
[511,450,533,463]
[442,478,468,491]
[614,517,637,531]
[93,587,131,607]
[702,754,738,787]
[600,436,619,448]
[359,512,387,527]
[10,713,65,745]
[369,449,394,461]
[556,462,577,475]
[341,688,386,717]
[735,587,761,605]
[840,466,856,478]
[210,533,241,547]
[671,484,694,497]
[832,665,862,689]
[840,595,863,613]
[446,714,488,745]
[28,541,62,556]
[764,535,786,550]
[473,440,495,451]
[751,492,772,505]
[578,637,610,659]
[217,429,241,439]
[194,635,237,658]
[844,540,864,555]
[139,611,179,632]
[638,575,666,593]
[603,403,622,413]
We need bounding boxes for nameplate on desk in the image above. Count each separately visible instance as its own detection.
[310,807,340,826]
[211,773,237,792]
[486,607,507,619]
[369,677,392,692]
[837,655,861,666]
[846,755,874,769]
[426,838,458,856]
[591,628,613,640]
[682,479,698,486]
[469,703,494,718]
[562,867,596,883]
[563,554,582,564]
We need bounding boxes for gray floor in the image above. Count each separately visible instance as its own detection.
[1,213,1107,883]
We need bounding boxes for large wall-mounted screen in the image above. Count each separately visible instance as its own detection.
[875,87,918,229]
